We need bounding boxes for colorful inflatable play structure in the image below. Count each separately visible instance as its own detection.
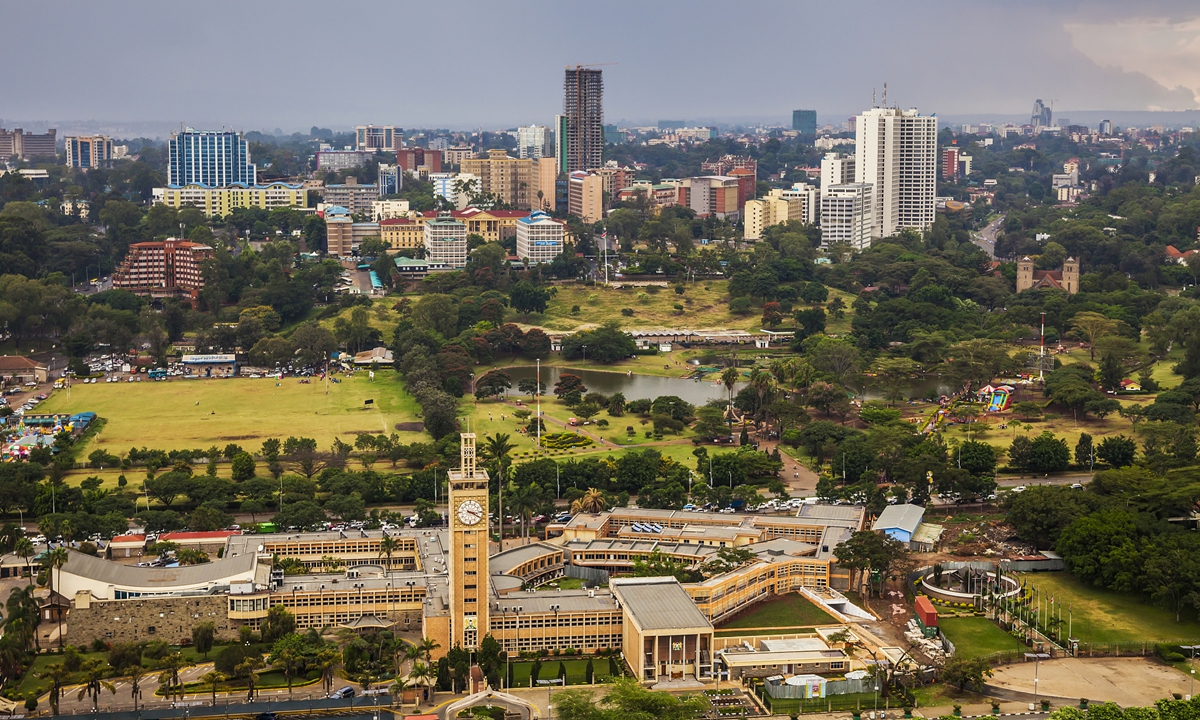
[978,384,1013,412]
[0,412,95,461]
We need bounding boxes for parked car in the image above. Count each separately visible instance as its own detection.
[331,686,356,699]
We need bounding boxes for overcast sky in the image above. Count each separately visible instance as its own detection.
[4,0,1200,132]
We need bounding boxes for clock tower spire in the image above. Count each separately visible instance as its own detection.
[447,432,490,650]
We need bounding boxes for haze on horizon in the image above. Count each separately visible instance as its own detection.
[5,0,1200,131]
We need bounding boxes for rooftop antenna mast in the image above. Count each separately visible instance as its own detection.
[882,83,888,108]
[872,88,877,108]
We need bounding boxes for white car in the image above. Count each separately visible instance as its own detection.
[1012,486,1027,493]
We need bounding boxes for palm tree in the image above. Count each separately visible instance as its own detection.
[13,536,33,582]
[378,535,398,571]
[77,658,116,712]
[4,584,39,651]
[509,484,541,544]
[125,664,149,712]
[40,662,69,716]
[202,671,228,706]
[315,646,341,697]
[572,488,606,514]
[417,636,440,664]
[607,392,626,417]
[271,645,305,698]
[156,653,191,702]
[236,656,266,702]
[720,366,739,410]
[44,547,68,649]
[403,643,424,676]
[749,368,773,423]
[483,433,516,470]
[409,661,435,706]
[390,676,412,709]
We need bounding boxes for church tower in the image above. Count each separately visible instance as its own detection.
[1016,256,1034,293]
[1062,257,1079,294]
[447,433,489,650]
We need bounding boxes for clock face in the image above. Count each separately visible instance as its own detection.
[457,499,484,526]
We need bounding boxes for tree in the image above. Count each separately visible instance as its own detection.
[957,440,998,476]
[554,373,587,399]
[76,658,117,712]
[832,530,909,598]
[230,451,256,481]
[1075,433,1094,468]
[474,369,512,399]
[518,378,544,398]
[292,321,337,366]
[270,634,309,698]
[202,670,228,707]
[1011,401,1043,420]
[1028,431,1070,473]
[1071,312,1120,360]
[1096,435,1137,468]
[192,621,216,659]
[761,302,783,328]
[942,655,993,690]
[261,605,297,642]
[1098,352,1124,392]
[156,653,192,702]
[510,281,551,315]
[41,662,69,715]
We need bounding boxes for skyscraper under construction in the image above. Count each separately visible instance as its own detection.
[563,67,604,173]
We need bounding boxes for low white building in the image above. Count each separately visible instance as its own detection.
[515,211,565,264]
[56,549,260,600]
[423,212,468,268]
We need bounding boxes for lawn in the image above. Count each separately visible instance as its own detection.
[522,280,855,335]
[937,616,1025,660]
[37,373,426,454]
[717,593,839,630]
[508,658,607,687]
[15,644,235,696]
[1019,572,1200,644]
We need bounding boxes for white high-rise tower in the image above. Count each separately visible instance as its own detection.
[854,107,937,240]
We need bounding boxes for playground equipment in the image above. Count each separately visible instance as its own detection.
[979,384,1013,412]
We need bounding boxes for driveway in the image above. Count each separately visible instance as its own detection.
[989,656,1193,706]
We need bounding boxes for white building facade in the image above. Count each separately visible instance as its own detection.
[820,153,855,196]
[855,108,937,238]
[820,183,874,251]
[517,125,550,159]
[515,211,565,264]
[423,213,468,268]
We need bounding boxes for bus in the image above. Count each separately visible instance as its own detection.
[256,522,277,534]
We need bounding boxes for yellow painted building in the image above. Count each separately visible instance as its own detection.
[379,208,528,251]
[153,182,308,217]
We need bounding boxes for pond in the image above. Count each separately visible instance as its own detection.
[501,365,744,406]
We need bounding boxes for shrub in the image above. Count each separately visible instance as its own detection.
[621,308,634,316]
[541,433,594,450]
[571,305,581,314]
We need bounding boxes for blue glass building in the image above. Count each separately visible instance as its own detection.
[167,130,256,187]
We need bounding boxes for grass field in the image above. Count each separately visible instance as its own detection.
[1020,572,1200,644]
[38,373,426,454]
[508,658,607,687]
[717,593,839,630]
[938,617,1025,659]
[522,280,856,335]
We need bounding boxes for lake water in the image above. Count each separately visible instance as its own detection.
[501,365,743,405]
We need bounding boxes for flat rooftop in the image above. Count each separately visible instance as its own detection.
[612,576,714,632]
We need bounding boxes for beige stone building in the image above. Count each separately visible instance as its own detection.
[460,150,534,209]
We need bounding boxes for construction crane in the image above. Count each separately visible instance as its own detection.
[565,62,617,70]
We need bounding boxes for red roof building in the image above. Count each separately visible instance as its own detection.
[113,238,214,300]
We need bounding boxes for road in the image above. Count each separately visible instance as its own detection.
[971,213,1005,259]
[994,472,1093,488]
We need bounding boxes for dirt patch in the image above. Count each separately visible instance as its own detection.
[395,422,424,432]
[989,657,1191,705]
[217,435,262,441]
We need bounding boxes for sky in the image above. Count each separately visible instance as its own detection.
[4,0,1200,132]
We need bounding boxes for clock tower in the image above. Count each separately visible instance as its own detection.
[447,432,490,650]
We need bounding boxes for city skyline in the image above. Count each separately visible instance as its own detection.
[4,0,1200,132]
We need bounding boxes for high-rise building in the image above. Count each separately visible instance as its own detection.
[941,147,961,181]
[424,212,468,268]
[772,184,818,225]
[443,146,475,167]
[517,125,550,159]
[112,238,214,300]
[1099,119,1113,136]
[820,153,855,196]
[378,164,402,196]
[568,171,604,224]
[682,176,741,220]
[854,108,937,238]
[168,130,255,187]
[355,125,398,152]
[0,128,57,160]
[1031,99,1052,128]
[396,148,442,174]
[820,184,874,251]
[429,172,477,209]
[65,135,113,169]
[554,114,570,174]
[563,67,604,172]
[531,157,558,212]
[325,207,354,257]
[460,150,534,209]
[515,211,566,264]
[792,110,817,137]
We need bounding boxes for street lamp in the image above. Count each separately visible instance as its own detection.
[1182,646,1200,700]
[1024,653,1049,708]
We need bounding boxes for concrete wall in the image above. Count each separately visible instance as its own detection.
[70,595,235,646]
